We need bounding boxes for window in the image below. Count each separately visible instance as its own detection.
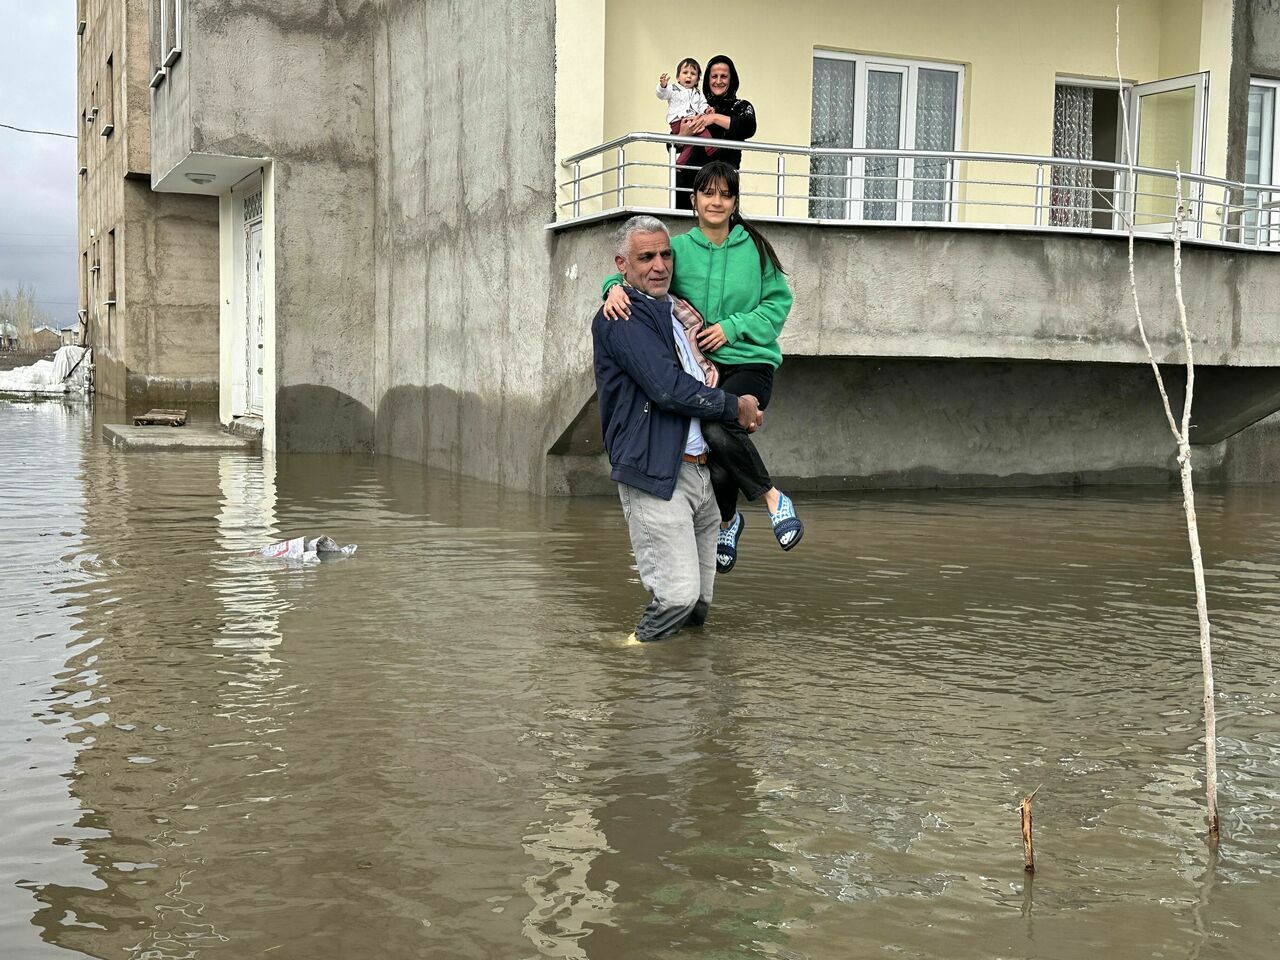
[77,0,86,37]
[81,251,89,314]
[810,52,963,221]
[1245,78,1280,243]
[164,1,183,67]
[101,55,115,136]
[78,111,87,174]
[104,230,117,306]
[153,0,182,80]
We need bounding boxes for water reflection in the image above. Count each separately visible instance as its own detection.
[4,400,1280,959]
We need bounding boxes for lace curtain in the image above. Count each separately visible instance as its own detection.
[913,68,958,221]
[810,59,855,218]
[1051,85,1094,227]
[862,70,903,220]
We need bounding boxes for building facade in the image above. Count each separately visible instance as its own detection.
[143,0,1280,492]
[76,0,219,404]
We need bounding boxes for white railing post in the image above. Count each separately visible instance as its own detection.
[1218,186,1229,243]
[776,154,786,217]
[572,161,581,218]
[947,160,957,223]
[1257,190,1266,248]
[844,155,854,221]
[668,143,678,209]
[1034,163,1045,226]
[616,147,625,208]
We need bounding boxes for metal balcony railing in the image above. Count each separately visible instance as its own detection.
[551,132,1280,251]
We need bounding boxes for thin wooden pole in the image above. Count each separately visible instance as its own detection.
[1116,5,1220,843]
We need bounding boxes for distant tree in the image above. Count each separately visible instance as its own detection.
[0,285,54,348]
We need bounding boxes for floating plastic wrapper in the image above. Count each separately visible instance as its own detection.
[259,535,358,563]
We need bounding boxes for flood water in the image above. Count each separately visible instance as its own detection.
[3,398,1280,959]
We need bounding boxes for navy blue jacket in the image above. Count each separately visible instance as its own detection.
[592,288,741,500]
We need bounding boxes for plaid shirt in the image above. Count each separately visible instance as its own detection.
[669,295,718,388]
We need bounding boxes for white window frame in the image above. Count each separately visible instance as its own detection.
[812,50,965,222]
[1248,77,1280,186]
[1246,76,1280,245]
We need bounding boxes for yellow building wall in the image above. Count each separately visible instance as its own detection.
[555,0,608,217]
[559,0,1235,224]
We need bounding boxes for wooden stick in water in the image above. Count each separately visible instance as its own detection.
[1020,785,1042,873]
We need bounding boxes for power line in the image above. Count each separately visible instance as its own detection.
[0,121,76,140]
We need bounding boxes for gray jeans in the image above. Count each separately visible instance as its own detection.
[618,462,720,641]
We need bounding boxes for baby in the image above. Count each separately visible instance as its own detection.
[656,58,717,166]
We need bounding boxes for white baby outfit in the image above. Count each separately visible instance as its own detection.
[656,82,709,125]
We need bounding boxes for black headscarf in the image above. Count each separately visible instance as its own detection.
[702,54,740,106]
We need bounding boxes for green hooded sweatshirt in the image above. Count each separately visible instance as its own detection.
[604,224,793,369]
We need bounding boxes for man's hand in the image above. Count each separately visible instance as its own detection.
[736,394,765,433]
[602,284,631,321]
[659,73,669,88]
[697,323,727,352]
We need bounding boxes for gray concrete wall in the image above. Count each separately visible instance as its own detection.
[371,0,559,484]
[548,356,1280,496]
[121,185,220,402]
[766,222,1280,368]
[182,0,379,451]
[1226,0,1280,181]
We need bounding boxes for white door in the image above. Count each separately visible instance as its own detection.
[245,219,264,414]
[1122,72,1208,236]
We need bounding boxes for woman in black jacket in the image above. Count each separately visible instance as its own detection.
[673,55,757,210]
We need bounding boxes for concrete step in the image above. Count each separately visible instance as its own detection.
[102,423,256,452]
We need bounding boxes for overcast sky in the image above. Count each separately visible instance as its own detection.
[0,1,77,326]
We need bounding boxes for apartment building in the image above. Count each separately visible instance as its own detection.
[139,0,1280,492]
[76,0,218,404]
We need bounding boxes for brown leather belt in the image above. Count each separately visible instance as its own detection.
[681,452,709,464]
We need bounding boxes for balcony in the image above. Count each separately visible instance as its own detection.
[551,133,1280,250]
[546,135,1280,373]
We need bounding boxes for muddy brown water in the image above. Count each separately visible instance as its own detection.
[3,398,1280,959]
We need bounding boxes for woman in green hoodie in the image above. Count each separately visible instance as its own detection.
[602,161,802,571]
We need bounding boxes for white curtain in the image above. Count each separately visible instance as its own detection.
[810,59,855,218]
[913,68,957,221]
[1051,85,1095,228]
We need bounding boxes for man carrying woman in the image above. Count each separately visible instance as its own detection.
[603,161,803,573]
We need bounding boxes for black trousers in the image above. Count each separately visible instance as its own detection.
[702,362,775,522]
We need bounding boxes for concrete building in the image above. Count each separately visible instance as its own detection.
[143,0,1280,492]
[76,0,219,404]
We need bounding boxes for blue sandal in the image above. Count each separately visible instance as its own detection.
[716,512,745,573]
[769,492,804,551]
